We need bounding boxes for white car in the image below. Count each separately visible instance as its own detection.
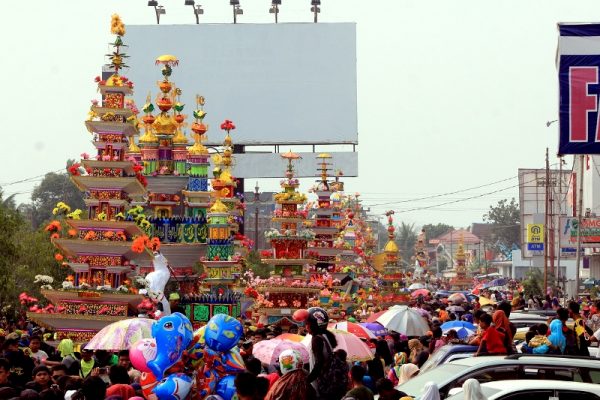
[446,380,600,400]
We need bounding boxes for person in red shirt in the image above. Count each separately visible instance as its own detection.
[474,313,506,356]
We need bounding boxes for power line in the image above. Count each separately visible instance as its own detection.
[0,169,64,188]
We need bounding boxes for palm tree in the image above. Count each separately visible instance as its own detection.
[397,222,418,262]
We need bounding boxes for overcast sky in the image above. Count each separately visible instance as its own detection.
[0,0,592,227]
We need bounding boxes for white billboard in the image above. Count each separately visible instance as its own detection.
[125,23,357,145]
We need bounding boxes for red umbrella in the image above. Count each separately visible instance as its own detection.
[411,288,430,298]
[328,322,376,340]
[366,310,388,323]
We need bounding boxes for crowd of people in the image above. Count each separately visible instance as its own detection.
[0,292,599,400]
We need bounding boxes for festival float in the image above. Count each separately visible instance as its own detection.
[379,211,409,305]
[180,123,244,326]
[306,153,343,275]
[28,16,149,342]
[449,235,473,291]
[249,152,321,326]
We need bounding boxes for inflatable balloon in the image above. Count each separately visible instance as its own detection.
[204,314,243,352]
[146,253,172,316]
[199,367,219,398]
[292,309,308,322]
[185,326,206,370]
[130,338,157,373]
[204,396,224,400]
[215,375,237,400]
[140,372,158,400]
[149,312,194,379]
[219,347,245,374]
[153,373,193,400]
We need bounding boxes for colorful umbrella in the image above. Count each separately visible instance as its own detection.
[358,322,388,337]
[302,329,374,362]
[329,321,376,340]
[275,333,305,342]
[366,309,388,323]
[448,293,467,304]
[253,339,310,366]
[483,278,507,289]
[445,327,475,340]
[408,283,427,290]
[376,305,429,337]
[479,296,497,307]
[472,284,484,295]
[85,318,154,351]
[440,321,476,331]
[411,289,430,298]
[447,305,465,313]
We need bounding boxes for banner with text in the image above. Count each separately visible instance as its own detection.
[558,23,600,154]
[559,217,600,244]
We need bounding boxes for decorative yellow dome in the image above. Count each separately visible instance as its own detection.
[187,142,208,155]
[139,128,158,144]
[127,138,141,153]
[209,198,228,213]
[223,133,233,147]
[384,240,399,253]
[172,128,188,144]
[152,113,177,135]
[220,169,234,184]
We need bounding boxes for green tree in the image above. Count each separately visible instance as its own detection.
[0,193,64,319]
[522,268,543,298]
[27,171,85,229]
[397,222,418,264]
[422,223,454,242]
[483,198,520,249]
[245,250,270,278]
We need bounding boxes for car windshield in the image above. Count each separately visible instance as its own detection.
[397,364,465,397]
[419,346,451,373]
[445,386,501,400]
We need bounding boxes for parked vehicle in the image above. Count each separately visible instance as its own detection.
[446,380,600,400]
[396,354,600,399]
[419,344,478,373]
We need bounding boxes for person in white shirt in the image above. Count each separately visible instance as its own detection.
[28,336,49,364]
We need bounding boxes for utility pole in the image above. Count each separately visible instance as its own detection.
[544,148,549,294]
[575,154,584,299]
[253,182,260,251]
[557,156,564,291]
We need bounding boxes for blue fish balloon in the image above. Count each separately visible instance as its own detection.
[153,373,193,400]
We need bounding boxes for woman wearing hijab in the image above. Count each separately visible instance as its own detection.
[492,310,513,354]
[420,382,440,400]
[547,319,566,354]
[265,350,315,400]
[387,352,407,385]
[462,379,487,400]
[397,363,419,385]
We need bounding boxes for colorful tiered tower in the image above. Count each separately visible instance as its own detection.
[181,127,242,327]
[308,154,342,272]
[449,235,472,290]
[380,211,406,304]
[136,56,206,282]
[29,16,146,343]
[413,229,429,281]
[257,152,318,325]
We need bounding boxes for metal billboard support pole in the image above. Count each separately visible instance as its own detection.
[575,154,584,299]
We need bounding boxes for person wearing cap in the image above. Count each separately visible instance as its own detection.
[168,293,185,314]
[78,347,97,379]
[2,336,34,390]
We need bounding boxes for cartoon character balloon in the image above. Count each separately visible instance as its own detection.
[145,252,172,316]
[130,338,157,373]
[218,347,245,374]
[153,373,193,400]
[148,312,193,379]
[215,375,237,400]
[204,314,243,352]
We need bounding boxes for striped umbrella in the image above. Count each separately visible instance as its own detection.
[302,329,374,362]
[85,318,154,351]
[329,321,376,340]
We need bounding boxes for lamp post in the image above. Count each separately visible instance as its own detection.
[230,0,243,24]
[270,0,281,23]
[185,0,204,24]
[311,0,321,23]
[148,1,166,24]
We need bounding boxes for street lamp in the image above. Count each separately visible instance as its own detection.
[185,0,204,24]
[230,0,243,24]
[311,0,321,23]
[269,0,281,23]
[148,1,166,24]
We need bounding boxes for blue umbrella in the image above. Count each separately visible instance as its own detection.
[449,327,475,339]
[440,320,476,331]
[483,278,507,288]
